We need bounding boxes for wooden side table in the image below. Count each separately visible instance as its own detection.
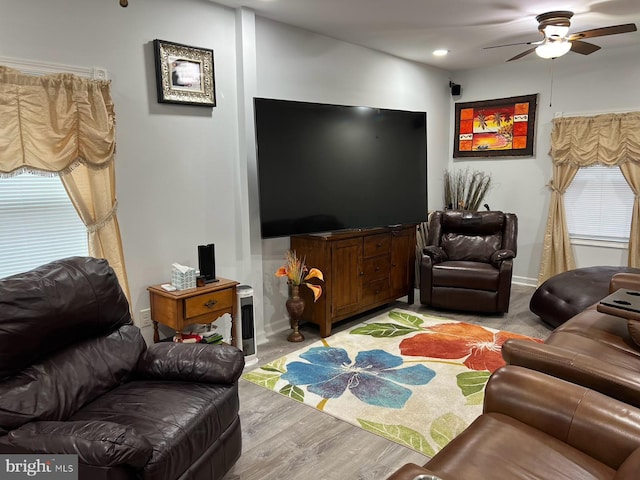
[148,278,239,344]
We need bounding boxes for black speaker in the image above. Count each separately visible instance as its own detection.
[450,82,461,96]
[198,244,218,283]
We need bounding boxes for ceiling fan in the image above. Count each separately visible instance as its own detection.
[485,11,637,61]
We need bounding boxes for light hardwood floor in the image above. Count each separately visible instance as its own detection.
[225,285,553,480]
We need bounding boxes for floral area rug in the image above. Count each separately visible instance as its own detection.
[242,309,541,457]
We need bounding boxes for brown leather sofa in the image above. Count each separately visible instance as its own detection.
[420,210,518,313]
[387,365,640,480]
[503,272,640,408]
[0,257,244,480]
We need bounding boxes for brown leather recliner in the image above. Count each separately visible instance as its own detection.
[0,257,244,480]
[420,210,518,313]
[387,365,640,480]
[503,272,640,409]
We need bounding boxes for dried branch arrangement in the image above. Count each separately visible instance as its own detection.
[444,168,492,211]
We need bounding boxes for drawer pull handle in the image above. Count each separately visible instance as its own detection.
[360,272,364,276]
[204,299,218,309]
[375,266,380,271]
[377,242,382,247]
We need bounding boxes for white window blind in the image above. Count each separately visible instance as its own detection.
[564,165,633,243]
[0,173,89,279]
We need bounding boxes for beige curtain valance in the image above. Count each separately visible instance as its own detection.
[0,66,115,176]
[550,112,640,167]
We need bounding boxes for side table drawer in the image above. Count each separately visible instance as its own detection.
[185,289,234,320]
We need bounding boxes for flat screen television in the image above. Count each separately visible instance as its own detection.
[254,98,428,238]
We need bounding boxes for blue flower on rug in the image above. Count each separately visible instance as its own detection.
[281,347,436,409]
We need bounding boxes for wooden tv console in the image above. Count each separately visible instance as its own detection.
[290,224,416,337]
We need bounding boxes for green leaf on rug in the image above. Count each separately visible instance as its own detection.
[456,371,490,405]
[350,322,420,338]
[261,357,287,373]
[430,413,467,449]
[279,383,304,402]
[242,371,281,390]
[464,390,485,405]
[388,311,425,328]
[357,419,436,457]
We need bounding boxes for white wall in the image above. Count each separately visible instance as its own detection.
[253,18,452,335]
[0,0,246,343]
[450,45,640,285]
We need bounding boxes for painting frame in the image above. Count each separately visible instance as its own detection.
[153,39,216,107]
[453,94,537,158]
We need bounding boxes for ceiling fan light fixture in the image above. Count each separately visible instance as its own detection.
[542,24,570,39]
[535,40,571,59]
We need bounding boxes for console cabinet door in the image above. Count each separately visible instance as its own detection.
[331,238,362,319]
[390,227,416,301]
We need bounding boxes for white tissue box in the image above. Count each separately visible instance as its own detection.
[171,263,196,290]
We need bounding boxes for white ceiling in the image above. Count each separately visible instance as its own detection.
[211,0,640,71]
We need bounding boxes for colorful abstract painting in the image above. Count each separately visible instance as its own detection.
[453,94,538,157]
[242,309,542,456]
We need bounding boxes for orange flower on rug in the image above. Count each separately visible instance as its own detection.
[399,322,535,373]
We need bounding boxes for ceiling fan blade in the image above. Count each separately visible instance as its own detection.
[507,47,537,62]
[483,40,541,50]
[568,23,637,40]
[570,40,601,55]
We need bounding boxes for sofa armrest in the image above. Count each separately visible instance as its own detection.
[386,463,448,480]
[610,273,640,293]
[419,253,436,306]
[136,342,244,385]
[422,246,447,263]
[490,249,515,268]
[484,366,640,470]
[7,421,152,468]
[502,338,640,408]
[617,448,640,480]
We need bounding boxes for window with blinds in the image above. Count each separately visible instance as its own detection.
[0,173,88,279]
[564,165,633,243]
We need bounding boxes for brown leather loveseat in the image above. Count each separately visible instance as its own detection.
[0,257,244,480]
[503,272,640,408]
[387,365,640,480]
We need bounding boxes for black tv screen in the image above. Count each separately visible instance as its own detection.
[254,98,427,238]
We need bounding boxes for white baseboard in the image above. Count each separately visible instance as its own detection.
[512,275,537,287]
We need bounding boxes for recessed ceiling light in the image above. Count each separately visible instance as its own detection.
[433,49,449,56]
